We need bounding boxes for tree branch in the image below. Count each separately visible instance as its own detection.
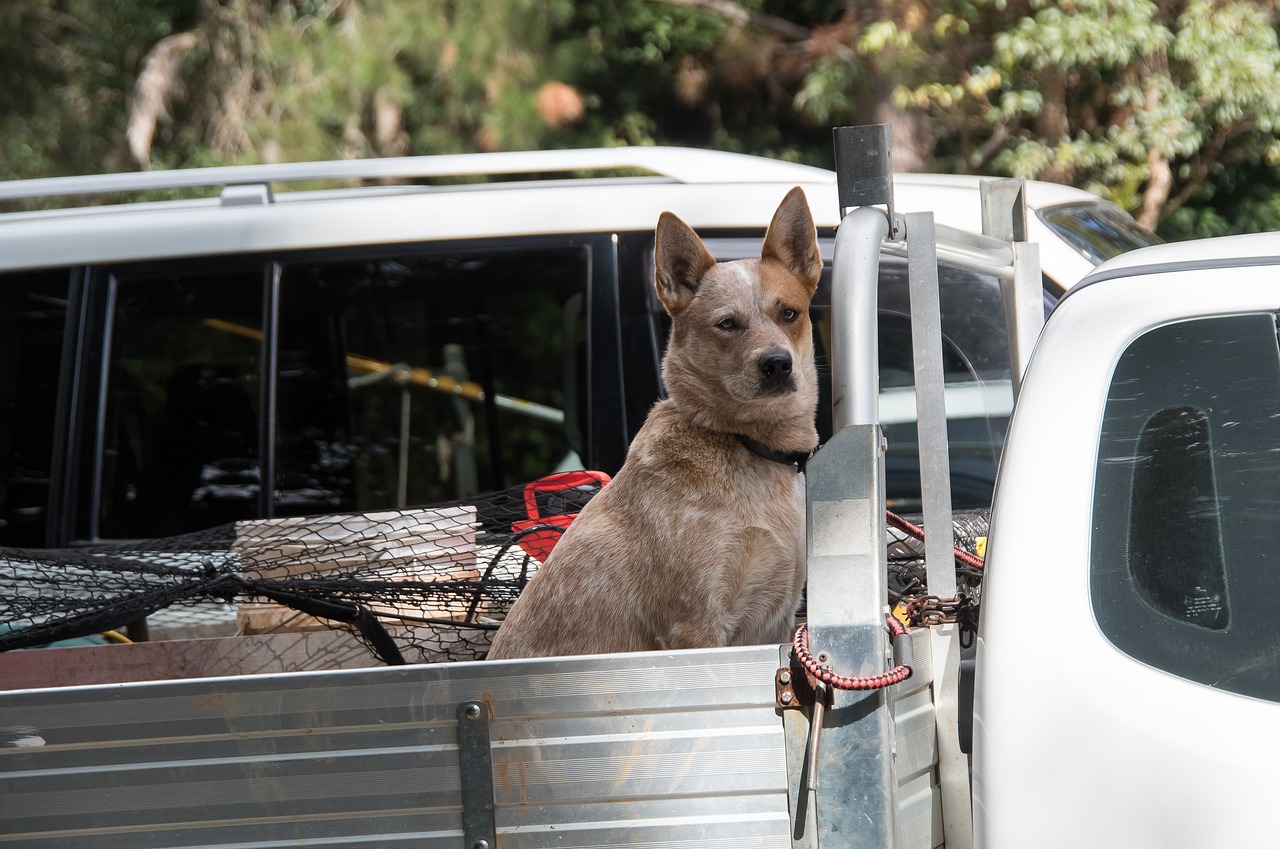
[645,0,811,42]
[967,123,1008,172]
[1164,119,1252,219]
[1137,147,1172,230]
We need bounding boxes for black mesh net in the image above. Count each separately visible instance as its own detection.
[0,471,610,664]
[1,473,987,667]
[885,508,988,647]
[886,509,989,605]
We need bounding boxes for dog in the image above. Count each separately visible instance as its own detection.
[486,187,822,659]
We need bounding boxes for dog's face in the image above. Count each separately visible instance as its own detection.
[653,187,823,441]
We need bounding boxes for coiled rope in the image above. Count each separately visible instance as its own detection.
[792,616,912,691]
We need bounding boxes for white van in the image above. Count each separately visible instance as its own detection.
[0,147,1159,547]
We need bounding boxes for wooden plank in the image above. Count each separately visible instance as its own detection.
[0,631,382,690]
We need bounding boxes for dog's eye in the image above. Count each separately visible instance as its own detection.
[716,317,739,331]
[780,308,800,322]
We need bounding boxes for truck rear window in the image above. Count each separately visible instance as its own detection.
[1091,313,1280,702]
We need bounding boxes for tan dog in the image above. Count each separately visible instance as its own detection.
[486,187,822,659]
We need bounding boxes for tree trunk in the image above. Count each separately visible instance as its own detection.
[1036,71,1072,183]
[1138,146,1173,230]
[870,79,930,172]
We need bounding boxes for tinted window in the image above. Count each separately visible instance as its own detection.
[99,269,265,538]
[1092,314,1280,701]
[0,271,69,547]
[277,247,588,511]
[93,245,589,540]
[1039,202,1162,265]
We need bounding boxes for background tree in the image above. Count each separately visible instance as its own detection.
[673,0,1280,232]
[5,0,1280,238]
[2,1,190,179]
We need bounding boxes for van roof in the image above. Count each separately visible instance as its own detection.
[0,146,1120,286]
[0,147,833,206]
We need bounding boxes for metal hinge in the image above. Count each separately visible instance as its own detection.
[457,701,496,849]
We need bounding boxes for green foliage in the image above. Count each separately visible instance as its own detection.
[927,0,1280,228]
[5,0,1280,235]
[0,0,180,180]
[1159,161,1280,240]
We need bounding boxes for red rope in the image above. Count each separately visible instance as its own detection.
[885,509,985,571]
[792,619,912,691]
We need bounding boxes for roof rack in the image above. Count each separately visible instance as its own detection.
[0,147,834,206]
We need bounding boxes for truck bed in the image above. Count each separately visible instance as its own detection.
[0,633,941,848]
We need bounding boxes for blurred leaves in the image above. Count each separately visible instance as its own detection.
[5,0,1280,237]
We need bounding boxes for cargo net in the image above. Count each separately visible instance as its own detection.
[0,471,610,664]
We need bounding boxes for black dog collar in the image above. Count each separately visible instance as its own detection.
[736,433,815,474]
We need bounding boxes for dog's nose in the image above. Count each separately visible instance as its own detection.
[759,351,793,382]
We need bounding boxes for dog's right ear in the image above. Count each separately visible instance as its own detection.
[654,211,717,317]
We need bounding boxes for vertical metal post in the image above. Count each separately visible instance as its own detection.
[830,123,893,431]
[981,179,1043,396]
[795,124,899,849]
[831,208,890,429]
[904,211,975,849]
[904,212,956,599]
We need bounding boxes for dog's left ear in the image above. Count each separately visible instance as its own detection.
[654,211,717,317]
[762,187,822,294]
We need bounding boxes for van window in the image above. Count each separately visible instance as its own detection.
[1091,313,1280,702]
[861,256,1018,511]
[94,245,589,540]
[0,271,69,547]
[1038,202,1162,264]
[276,247,588,512]
[99,269,265,538]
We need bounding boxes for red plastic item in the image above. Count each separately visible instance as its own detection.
[511,470,611,562]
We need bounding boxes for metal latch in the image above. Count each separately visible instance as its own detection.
[777,665,831,793]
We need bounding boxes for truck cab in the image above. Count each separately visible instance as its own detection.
[976,233,1280,848]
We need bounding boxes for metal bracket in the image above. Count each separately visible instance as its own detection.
[979,178,1043,397]
[833,123,894,221]
[220,182,273,206]
[775,664,819,709]
[457,701,496,849]
[979,178,1027,243]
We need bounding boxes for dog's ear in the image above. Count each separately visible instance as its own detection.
[654,211,717,317]
[762,187,822,294]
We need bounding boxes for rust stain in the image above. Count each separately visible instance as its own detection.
[494,759,512,791]
[195,691,227,710]
[517,752,528,807]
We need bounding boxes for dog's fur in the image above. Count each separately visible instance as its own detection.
[486,187,822,659]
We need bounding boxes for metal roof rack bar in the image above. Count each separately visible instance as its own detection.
[882,223,1016,281]
[0,147,833,204]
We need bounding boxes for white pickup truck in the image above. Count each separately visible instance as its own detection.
[2,126,1274,849]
